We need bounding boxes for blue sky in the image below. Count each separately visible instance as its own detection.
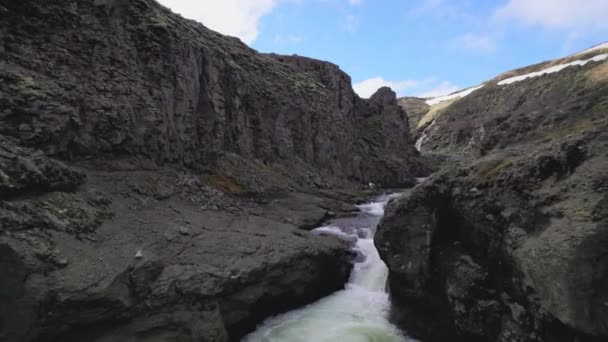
[159,0,608,98]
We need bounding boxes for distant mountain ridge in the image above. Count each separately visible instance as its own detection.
[398,42,608,154]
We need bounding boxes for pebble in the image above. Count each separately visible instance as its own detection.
[135,250,143,259]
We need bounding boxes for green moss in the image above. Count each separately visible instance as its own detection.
[203,174,244,194]
[418,99,456,128]
[148,10,171,27]
[539,118,606,143]
[470,157,516,186]
[16,75,45,98]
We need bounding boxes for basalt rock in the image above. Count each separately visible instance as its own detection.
[0,0,423,188]
[376,130,608,342]
[0,0,426,340]
[0,136,85,199]
[0,167,354,342]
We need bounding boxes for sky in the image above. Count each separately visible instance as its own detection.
[157,0,608,98]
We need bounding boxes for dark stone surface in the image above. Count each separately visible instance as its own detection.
[0,165,357,342]
[377,132,608,342]
[0,0,428,341]
[0,0,424,188]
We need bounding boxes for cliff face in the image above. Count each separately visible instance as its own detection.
[0,1,426,341]
[377,133,608,342]
[0,0,423,188]
[376,48,608,341]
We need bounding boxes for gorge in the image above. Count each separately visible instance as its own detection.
[1,1,607,342]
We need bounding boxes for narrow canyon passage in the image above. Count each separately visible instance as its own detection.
[243,193,419,342]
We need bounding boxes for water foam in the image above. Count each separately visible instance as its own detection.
[244,194,418,342]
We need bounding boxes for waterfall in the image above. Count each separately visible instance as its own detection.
[243,194,418,342]
[415,119,435,152]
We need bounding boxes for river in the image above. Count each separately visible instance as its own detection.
[243,193,418,342]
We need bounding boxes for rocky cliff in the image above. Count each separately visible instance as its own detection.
[376,47,608,341]
[0,0,423,189]
[0,0,426,341]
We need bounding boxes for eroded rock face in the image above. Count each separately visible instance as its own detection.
[0,0,425,340]
[376,132,608,342]
[0,0,423,188]
[0,136,85,198]
[0,167,354,342]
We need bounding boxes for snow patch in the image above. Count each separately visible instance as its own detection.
[577,42,608,56]
[498,54,608,85]
[425,85,484,106]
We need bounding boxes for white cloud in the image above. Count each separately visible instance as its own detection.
[417,81,460,98]
[454,33,497,53]
[496,0,608,31]
[157,0,279,44]
[353,77,421,98]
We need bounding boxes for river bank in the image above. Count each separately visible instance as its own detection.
[1,163,387,341]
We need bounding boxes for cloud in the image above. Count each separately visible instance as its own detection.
[417,81,460,98]
[157,0,279,44]
[353,77,421,98]
[454,33,497,53]
[495,0,608,32]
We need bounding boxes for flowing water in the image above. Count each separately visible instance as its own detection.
[243,193,418,342]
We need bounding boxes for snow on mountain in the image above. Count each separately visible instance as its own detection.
[425,85,485,106]
[498,54,608,85]
[576,42,608,56]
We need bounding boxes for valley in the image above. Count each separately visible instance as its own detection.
[0,1,606,342]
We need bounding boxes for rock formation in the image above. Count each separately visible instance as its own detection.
[377,48,608,341]
[0,0,426,341]
[0,0,423,188]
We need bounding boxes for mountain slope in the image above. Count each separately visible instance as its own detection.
[378,45,608,341]
[404,47,608,155]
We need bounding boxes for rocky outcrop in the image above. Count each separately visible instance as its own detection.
[0,162,354,342]
[0,136,85,197]
[376,128,608,341]
[0,0,423,188]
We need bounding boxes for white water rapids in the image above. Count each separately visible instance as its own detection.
[243,193,418,342]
